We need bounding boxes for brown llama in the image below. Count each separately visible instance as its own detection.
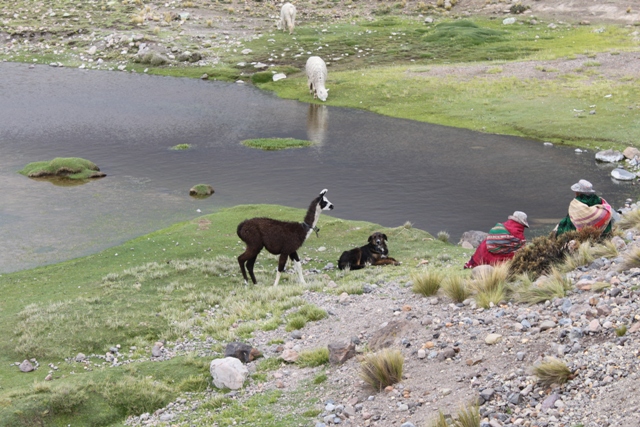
[237,189,334,286]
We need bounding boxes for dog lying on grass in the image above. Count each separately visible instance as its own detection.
[338,232,400,270]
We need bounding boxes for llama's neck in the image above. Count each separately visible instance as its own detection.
[302,202,322,240]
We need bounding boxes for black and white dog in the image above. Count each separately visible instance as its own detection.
[338,232,400,270]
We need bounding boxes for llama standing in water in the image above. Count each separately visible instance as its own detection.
[237,189,334,286]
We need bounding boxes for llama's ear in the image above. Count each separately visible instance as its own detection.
[320,189,328,196]
[383,234,388,241]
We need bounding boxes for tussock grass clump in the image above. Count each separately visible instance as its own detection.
[411,270,443,296]
[616,208,640,230]
[428,411,449,427]
[241,138,312,151]
[616,324,628,337]
[359,348,404,391]
[437,231,450,243]
[514,268,572,304]
[510,228,605,278]
[560,241,594,272]
[590,240,619,259]
[442,274,470,303]
[616,246,640,271]
[533,358,572,387]
[453,404,481,427]
[19,157,105,180]
[468,263,510,308]
[296,348,329,367]
[171,143,191,150]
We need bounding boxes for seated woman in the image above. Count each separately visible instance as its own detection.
[555,179,612,238]
[464,211,529,269]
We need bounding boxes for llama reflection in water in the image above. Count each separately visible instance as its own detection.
[307,103,328,147]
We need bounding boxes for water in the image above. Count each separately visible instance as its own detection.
[1,62,636,272]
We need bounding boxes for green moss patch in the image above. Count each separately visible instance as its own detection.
[189,184,215,198]
[18,157,106,180]
[241,138,313,151]
[171,144,192,150]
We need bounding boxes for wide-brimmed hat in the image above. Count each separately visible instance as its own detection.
[571,179,595,194]
[508,211,529,228]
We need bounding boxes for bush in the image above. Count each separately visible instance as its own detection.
[359,348,403,391]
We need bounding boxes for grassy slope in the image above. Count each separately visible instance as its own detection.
[0,205,467,426]
[252,18,640,150]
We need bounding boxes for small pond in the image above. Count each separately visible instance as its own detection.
[0,62,636,272]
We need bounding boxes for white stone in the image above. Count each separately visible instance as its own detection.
[485,333,502,345]
[595,149,624,163]
[210,357,248,390]
[611,168,636,181]
[503,17,516,25]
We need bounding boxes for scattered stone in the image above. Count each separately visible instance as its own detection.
[328,341,356,365]
[281,349,299,362]
[485,333,502,345]
[19,360,34,373]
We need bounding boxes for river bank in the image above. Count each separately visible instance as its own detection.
[2,1,639,149]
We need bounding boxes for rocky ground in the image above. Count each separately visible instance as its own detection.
[117,201,640,427]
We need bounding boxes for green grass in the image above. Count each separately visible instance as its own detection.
[296,348,330,368]
[171,143,192,150]
[18,157,105,180]
[241,138,313,151]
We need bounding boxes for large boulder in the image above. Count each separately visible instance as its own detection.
[459,230,488,248]
[623,147,640,159]
[224,342,262,363]
[210,357,248,390]
[595,149,624,163]
[328,341,356,365]
[611,168,636,181]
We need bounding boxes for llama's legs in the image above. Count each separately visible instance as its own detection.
[289,252,306,284]
[273,253,289,286]
[238,248,261,284]
[246,256,258,284]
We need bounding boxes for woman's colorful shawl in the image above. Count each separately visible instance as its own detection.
[485,222,526,254]
[466,219,527,268]
[556,194,612,237]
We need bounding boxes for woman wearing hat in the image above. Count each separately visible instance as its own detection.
[555,179,612,237]
[464,211,529,269]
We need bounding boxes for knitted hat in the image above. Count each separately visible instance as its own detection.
[508,211,529,228]
[571,179,595,194]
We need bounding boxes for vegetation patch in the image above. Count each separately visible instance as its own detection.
[18,157,106,181]
[171,143,192,150]
[189,184,215,198]
[241,138,313,151]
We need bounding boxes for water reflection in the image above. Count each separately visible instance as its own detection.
[307,103,328,146]
[1,62,638,273]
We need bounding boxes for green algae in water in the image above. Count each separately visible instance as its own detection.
[241,138,312,151]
